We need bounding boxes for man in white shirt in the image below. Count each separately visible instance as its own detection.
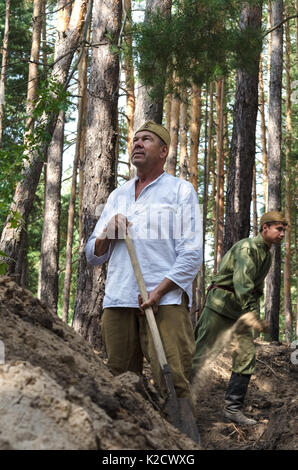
[85,121,202,400]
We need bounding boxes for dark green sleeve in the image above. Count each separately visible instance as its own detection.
[233,247,258,314]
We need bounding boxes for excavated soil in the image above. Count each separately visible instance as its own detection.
[191,338,298,450]
[0,276,297,450]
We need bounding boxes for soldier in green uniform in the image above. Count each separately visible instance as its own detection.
[192,211,288,425]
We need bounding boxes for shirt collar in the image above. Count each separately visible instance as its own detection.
[255,232,270,251]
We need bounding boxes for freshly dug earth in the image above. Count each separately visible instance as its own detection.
[0,276,297,450]
[0,276,199,450]
[191,337,298,450]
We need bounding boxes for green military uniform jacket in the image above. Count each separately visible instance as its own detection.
[206,233,272,320]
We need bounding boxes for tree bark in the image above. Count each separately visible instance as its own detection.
[265,0,283,342]
[134,0,172,128]
[164,92,172,131]
[179,90,188,179]
[259,53,268,210]
[189,84,201,192]
[39,109,65,313]
[123,0,136,178]
[213,78,224,273]
[252,163,258,237]
[223,1,262,253]
[166,85,180,175]
[0,0,11,149]
[284,6,293,344]
[25,0,43,135]
[73,0,122,349]
[62,28,90,324]
[0,0,87,277]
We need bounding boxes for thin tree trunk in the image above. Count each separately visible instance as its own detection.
[223,2,262,253]
[165,93,172,131]
[166,86,180,175]
[19,0,43,287]
[123,0,135,177]
[0,0,11,149]
[41,0,47,68]
[265,0,283,342]
[207,83,216,231]
[179,90,188,179]
[62,27,90,325]
[134,0,172,129]
[25,0,43,136]
[259,53,268,210]
[39,109,65,313]
[73,0,122,349]
[214,78,224,273]
[267,0,272,108]
[284,6,293,344]
[189,84,201,192]
[0,0,87,276]
[252,163,258,236]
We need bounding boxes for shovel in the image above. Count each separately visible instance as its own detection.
[124,233,200,445]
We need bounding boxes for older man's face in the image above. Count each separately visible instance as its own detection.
[131,131,167,169]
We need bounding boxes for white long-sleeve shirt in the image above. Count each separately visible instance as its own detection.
[85,172,203,309]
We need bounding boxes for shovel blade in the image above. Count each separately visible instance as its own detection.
[178,398,201,445]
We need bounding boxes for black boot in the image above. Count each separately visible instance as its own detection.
[223,372,257,425]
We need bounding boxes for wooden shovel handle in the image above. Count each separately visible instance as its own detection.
[124,234,168,369]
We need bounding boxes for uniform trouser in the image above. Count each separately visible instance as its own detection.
[102,294,195,399]
[192,307,256,376]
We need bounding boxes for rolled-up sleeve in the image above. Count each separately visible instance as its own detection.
[165,185,203,291]
[85,193,115,266]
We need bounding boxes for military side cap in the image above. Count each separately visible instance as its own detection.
[260,211,288,226]
[135,121,171,147]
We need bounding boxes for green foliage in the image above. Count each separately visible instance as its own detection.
[133,0,263,97]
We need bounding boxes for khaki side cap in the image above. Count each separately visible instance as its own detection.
[135,121,171,147]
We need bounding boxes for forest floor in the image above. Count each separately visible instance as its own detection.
[0,276,297,450]
[191,338,298,450]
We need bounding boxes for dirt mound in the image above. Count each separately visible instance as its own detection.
[0,276,199,450]
[191,338,298,450]
[1,276,297,450]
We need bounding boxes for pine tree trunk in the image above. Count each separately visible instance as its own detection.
[39,109,65,313]
[166,87,180,176]
[18,0,43,287]
[62,28,90,325]
[259,53,268,210]
[213,78,224,273]
[0,0,87,277]
[165,93,172,131]
[134,0,171,128]
[189,84,201,192]
[25,0,43,135]
[265,0,283,342]
[284,7,293,344]
[223,2,262,253]
[267,0,272,107]
[0,0,11,149]
[73,0,122,349]
[123,0,135,178]
[179,90,188,179]
[252,164,258,236]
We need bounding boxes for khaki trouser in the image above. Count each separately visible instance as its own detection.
[192,307,256,376]
[102,294,195,399]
